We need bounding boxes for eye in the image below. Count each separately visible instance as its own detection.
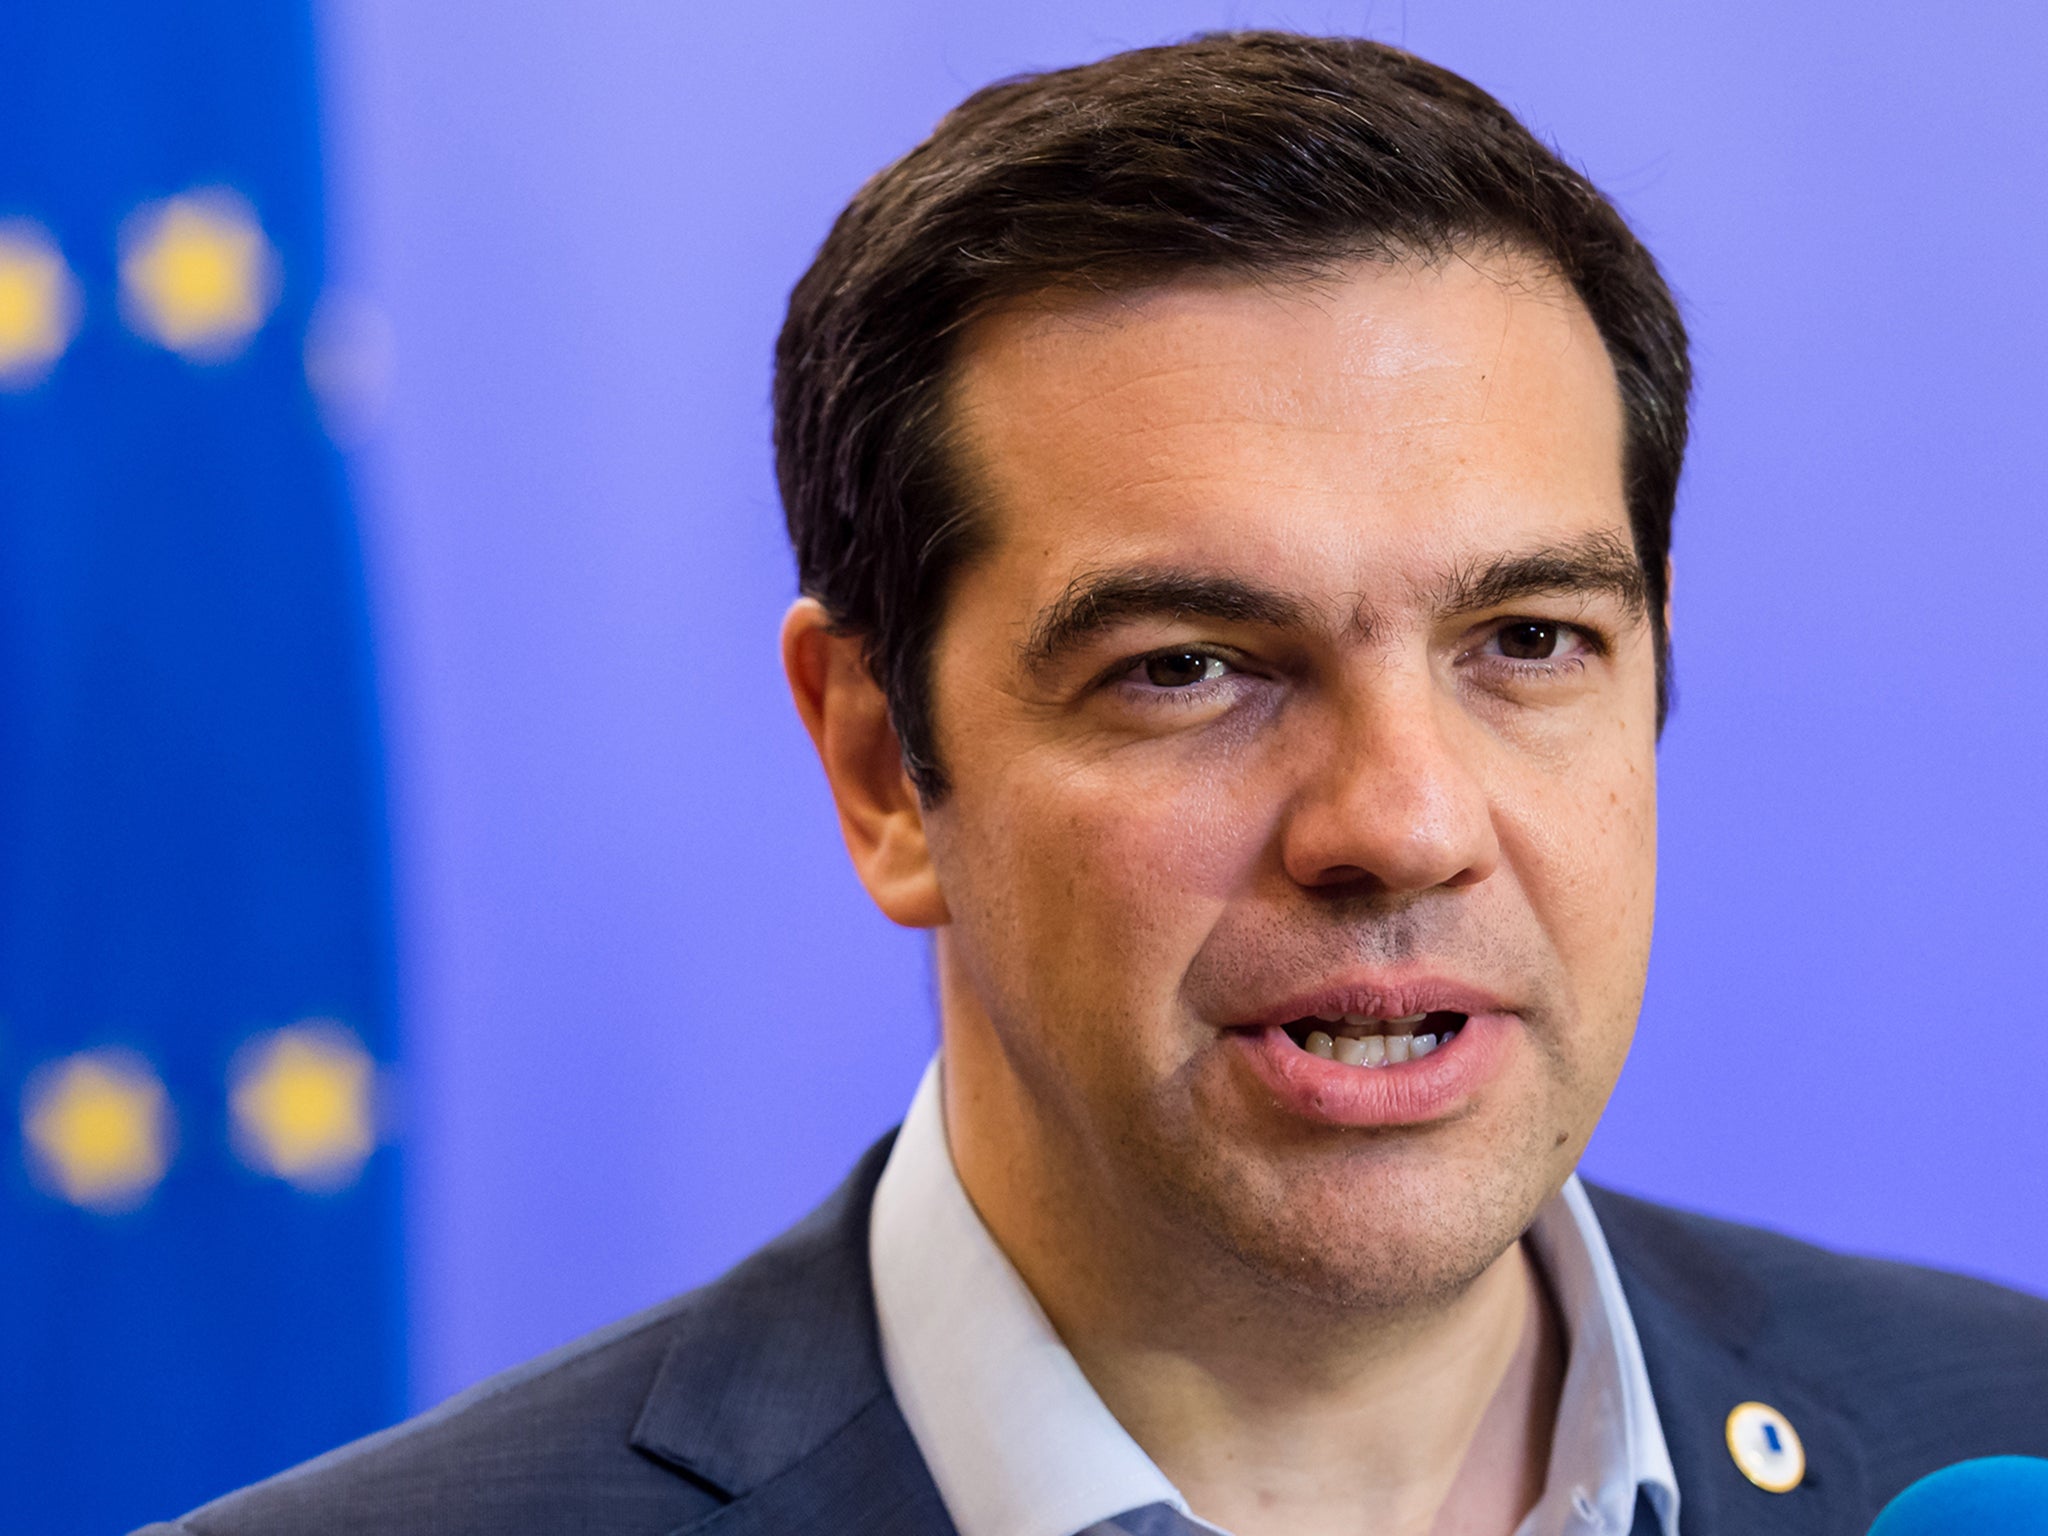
[1140,650,1231,688]
[1491,620,1584,662]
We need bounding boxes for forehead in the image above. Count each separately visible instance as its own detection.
[945,254,1629,588]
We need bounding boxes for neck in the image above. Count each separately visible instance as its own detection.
[941,1038,1564,1536]
[1063,1245,1559,1536]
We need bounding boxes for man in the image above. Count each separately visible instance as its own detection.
[143,31,2048,1536]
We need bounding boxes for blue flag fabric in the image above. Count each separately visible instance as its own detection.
[0,5,403,1531]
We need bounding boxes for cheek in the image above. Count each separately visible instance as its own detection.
[1497,737,1658,1025]
[959,749,1276,1013]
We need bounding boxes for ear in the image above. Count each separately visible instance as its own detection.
[781,598,950,929]
[1662,556,1675,641]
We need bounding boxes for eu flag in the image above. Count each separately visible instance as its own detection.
[0,4,404,1530]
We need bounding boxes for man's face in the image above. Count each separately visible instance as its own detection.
[920,254,1659,1309]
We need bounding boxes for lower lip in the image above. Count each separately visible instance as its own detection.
[1229,1013,1517,1128]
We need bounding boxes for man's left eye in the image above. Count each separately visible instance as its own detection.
[1493,621,1580,662]
[1140,651,1230,688]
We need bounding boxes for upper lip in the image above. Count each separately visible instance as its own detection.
[1233,973,1512,1030]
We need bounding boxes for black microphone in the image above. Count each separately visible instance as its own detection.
[1867,1456,2048,1534]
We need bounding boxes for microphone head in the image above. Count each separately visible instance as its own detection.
[1868,1457,2048,1535]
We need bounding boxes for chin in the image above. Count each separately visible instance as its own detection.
[1140,1126,1561,1312]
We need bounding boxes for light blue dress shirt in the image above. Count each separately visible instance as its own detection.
[870,1059,1680,1536]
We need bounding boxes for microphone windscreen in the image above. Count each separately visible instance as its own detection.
[1867,1457,2048,1535]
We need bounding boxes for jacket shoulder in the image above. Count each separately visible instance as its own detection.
[154,1288,721,1536]
[144,1136,898,1536]
[1587,1184,2048,1446]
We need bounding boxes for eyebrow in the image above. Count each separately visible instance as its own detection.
[1016,528,1650,677]
[1018,571,1315,677]
[1433,529,1649,619]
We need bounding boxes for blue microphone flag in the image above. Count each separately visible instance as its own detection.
[1869,1457,2048,1535]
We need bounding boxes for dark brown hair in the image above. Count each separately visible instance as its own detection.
[775,30,1688,797]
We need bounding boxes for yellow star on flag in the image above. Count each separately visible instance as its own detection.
[229,1023,376,1191]
[0,219,82,389]
[22,1050,175,1213]
[119,188,279,361]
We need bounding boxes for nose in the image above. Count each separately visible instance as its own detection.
[1278,677,1500,897]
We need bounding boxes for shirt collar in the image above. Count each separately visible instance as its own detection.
[870,1057,1679,1536]
[1521,1173,1682,1536]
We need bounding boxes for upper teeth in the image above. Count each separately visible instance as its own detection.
[1302,1029,1448,1065]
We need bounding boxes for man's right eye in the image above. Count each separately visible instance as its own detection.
[1140,651,1230,688]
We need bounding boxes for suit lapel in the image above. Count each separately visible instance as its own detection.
[670,1393,956,1536]
[625,1133,959,1536]
[1628,1280,1867,1534]
[1590,1186,1873,1536]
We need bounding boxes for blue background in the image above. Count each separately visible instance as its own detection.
[2,3,401,1531]
[10,1,2048,1528]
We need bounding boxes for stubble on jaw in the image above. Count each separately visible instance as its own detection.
[1113,1079,1561,1323]
[934,861,1621,1357]
[1115,906,1603,1328]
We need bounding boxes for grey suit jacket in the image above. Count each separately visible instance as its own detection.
[138,1134,2048,1535]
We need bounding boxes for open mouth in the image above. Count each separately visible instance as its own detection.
[1278,1011,1468,1067]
